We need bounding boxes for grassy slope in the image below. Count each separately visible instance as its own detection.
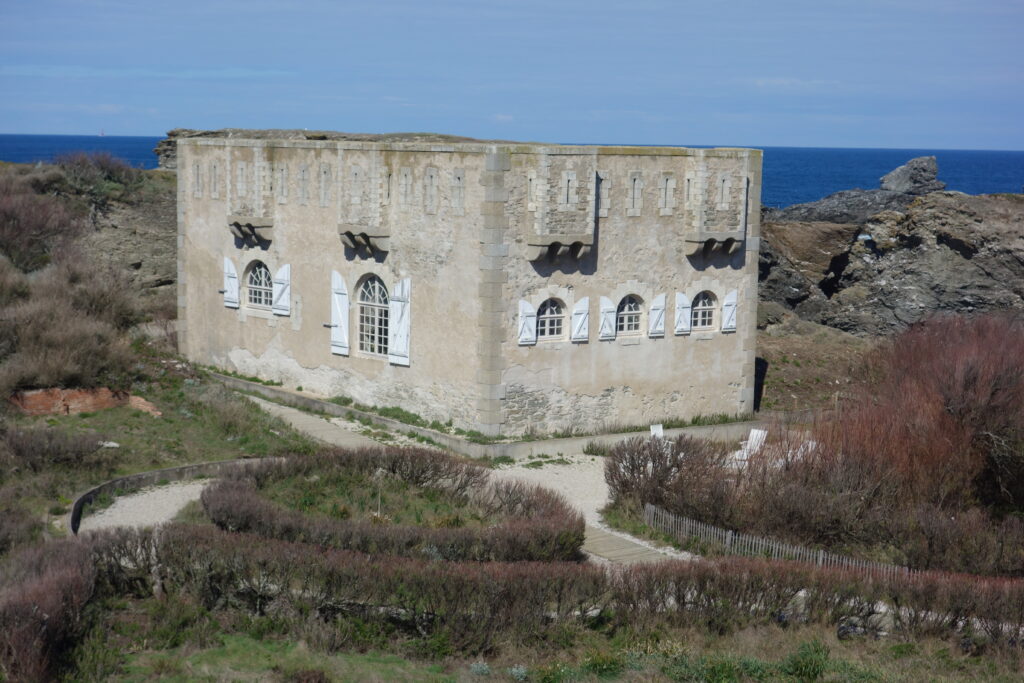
[1,343,315,538]
[82,594,1022,682]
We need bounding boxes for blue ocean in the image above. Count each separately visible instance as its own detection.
[1,134,1022,209]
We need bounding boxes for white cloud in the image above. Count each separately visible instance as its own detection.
[492,114,514,123]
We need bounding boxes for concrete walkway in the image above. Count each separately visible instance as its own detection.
[583,525,672,564]
[247,396,380,449]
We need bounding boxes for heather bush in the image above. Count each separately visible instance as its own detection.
[55,151,144,205]
[0,255,29,307]
[0,294,138,395]
[203,450,585,562]
[0,506,41,556]
[0,423,104,475]
[0,252,141,395]
[0,172,85,271]
[138,524,603,653]
[0,537,97,681]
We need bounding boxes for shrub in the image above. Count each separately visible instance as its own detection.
[605,435,732,513]
[202,450,585,562]
[0,538,97,681]
[1,424,103,474]
[0,172,85,272]
[55,151,144,205]
[608,315,1024,575]
[0,245,142,396]
[0,506,41,556]
[0,294,138,395]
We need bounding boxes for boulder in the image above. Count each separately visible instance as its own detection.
[880,156,946,195]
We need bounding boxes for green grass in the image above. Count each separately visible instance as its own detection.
[473,454,515,468]
[522,453,573,469]
[115,634,455,682]
[71,591,1024,683]
[0,349,315,538]
[600,500,686,552]
[210,366,283,386]
[261,470,495,528]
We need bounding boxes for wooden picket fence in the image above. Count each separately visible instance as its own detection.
[644,503,915,579]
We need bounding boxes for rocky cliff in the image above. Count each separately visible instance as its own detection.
[760,157,1024,336]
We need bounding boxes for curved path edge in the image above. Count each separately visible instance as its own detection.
[66,457,267,535]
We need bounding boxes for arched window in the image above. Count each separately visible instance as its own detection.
[358,276,389,355]
[691,291,716,330]
[616,295,642,334]
[245,261,273,308]
[537,299,565,340]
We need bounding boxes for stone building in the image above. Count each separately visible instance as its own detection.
[177,134,762,436]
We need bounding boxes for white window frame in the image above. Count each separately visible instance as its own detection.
[691,291,717,331]
[358,276,389,357]
[616,295,642,335]
[245,261,273,310]
[536,298,565,341]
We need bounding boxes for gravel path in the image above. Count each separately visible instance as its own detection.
[490,453,694,562]
[78,480,210,533]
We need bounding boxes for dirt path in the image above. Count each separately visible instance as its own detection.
[77,480,209,533]
[490,454,693,564]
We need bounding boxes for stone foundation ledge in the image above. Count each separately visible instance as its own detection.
[213,373,762,460]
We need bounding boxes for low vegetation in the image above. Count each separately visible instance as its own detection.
[0,351,315,561]
[607,313,1024,576]
[202,449,585,562]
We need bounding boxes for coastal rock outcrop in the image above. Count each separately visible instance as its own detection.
[760,157,1024,336]
[880,155,945,195]
[763,156,945,224]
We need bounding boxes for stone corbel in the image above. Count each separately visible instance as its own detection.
[228,215,273,242]
[526,233,593,263]
[339,223,390,256]
[684,230,745,257]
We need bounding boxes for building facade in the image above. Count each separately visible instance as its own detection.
[177,136,761,436]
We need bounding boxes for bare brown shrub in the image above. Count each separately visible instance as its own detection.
[0,172,85,272]
[0,538,96,681]
[1,424,103,475]
[0,506,41,556]
[0,294,137,396]
[612,315,1024,575]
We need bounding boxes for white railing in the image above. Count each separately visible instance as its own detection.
[643,503,915,579]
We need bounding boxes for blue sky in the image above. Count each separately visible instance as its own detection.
[1,0,1021,149]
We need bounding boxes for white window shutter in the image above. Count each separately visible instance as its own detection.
[675,292,692,335]
[223,257,239,308]
[598,296,616,340]
[571,297,589,342]
[722,289,738,332]
[518,299,537,345]
[388,278,411,366]
[330,270,349,356]
[272,264,291,316]
[648,294,666,337]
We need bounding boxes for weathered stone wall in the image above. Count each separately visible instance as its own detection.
[498,146,761,434]
[179,138,761,435]
[179,139,486,428]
